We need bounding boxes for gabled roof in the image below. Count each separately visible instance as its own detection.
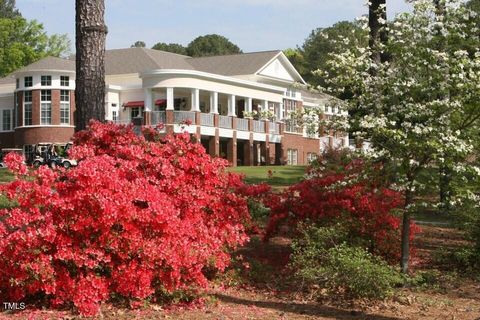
[187,50,281,76]
[11,48,300,82]
[15,57,75,73]
[105,47,194,75]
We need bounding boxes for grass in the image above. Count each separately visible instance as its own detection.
[228,165,306,189]
[0,168,14,183]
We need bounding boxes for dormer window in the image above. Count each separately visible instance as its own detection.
[41,75,52,86]
[60,76,69,87]
[24,76,33,87]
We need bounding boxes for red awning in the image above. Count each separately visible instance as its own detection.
[124,99,166,108]
[155,99,166,106]
[123,101,144,108]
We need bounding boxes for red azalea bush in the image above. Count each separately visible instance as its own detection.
[262,159,417,263]
[0,121,250,316]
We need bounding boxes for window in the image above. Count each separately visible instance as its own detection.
[112,111,118,121]
[60,90,70,125]
[2,110,11,131]
[16,78,19,89]
[60,76,69,87]
[24,91,32,126]
[24,76,33,87]
[287,149,298,165]
[307,153,317,164]
[41,75,52,86]
[130,107,140,119]
[41,90,51,125]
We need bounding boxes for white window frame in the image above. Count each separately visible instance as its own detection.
[60,90,70,125]
[60,76,69,87]
[41,75,52,86]
[24,91,33,126]
[40,90,52,125]
[24,76,33,87]
[2,109,12,131]
[287,149,298,165]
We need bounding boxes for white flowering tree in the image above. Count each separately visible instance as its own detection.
[316,0,480,273]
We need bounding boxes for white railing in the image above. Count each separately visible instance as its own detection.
[269,122,280,134]
[284,119,303,134]
[219,115,232,129]
[113,119,133,125]
[237,118,249,131]
[151,111,166,125]
[253,120,265,133]
[200,113,214,126]
[174,111,196,124]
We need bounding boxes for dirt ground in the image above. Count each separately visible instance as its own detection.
[2,226,480,320]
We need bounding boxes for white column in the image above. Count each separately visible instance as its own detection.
[166,87,174,111]
[245,97,253,113]
[279,102,284,120]
[262,100,269,112]
[228,94,236,117]
[144,88,153,112]
[190,88,200,112]
[209,91,218,114]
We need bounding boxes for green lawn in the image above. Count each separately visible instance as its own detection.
[228,165,306,188]
[0,168,14,183]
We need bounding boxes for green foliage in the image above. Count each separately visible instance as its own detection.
[286,21,367,93]
[247,198,270,227]
[0,0,20,19]
[151,42,187,55]
[186,34,242,57]
[290,224,403,299]
[0,17,70,76]
[131,40,146,48]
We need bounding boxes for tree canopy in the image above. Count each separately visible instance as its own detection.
[286,21,367,90]
[186,34,242,57]
[131,40,146,48]
[151,42,187,55]
[0,0,20,18]
[0,17,70,77]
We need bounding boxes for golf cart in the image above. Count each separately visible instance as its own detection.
[31,143,77,169]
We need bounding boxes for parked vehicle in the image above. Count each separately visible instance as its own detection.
[31,143,77,169]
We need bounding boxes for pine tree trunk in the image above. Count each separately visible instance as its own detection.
[401,186,413,274]
[369,0,388,64]
[75,0,107,131]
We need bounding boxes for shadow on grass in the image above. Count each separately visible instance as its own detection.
[214,293,402,320]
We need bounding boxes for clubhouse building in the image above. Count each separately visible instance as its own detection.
[0,48,348,166]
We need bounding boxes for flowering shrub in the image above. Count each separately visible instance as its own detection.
[0,121,250,316]
[263,161,417,262]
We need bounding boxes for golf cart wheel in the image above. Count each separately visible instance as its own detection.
[63,161,71,169]
[33,161,42,168]
[49,161,57,169]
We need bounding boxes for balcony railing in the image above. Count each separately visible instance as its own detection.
[151,111,166,125]
[200,113,214,126]
[237,118,249,131]
[284,119,303,134]
[269,122,280,135]
[174,111,196,124]
[219,115,232,129]
[253,120,265,133]
[113,119,133,125]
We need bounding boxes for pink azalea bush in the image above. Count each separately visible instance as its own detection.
[0,121,250,316]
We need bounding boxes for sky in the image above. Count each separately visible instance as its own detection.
[16,0,411,53]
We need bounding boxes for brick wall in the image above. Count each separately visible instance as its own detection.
[14,127,74,147]
[281,133,320,165]
[0,132,16,149]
